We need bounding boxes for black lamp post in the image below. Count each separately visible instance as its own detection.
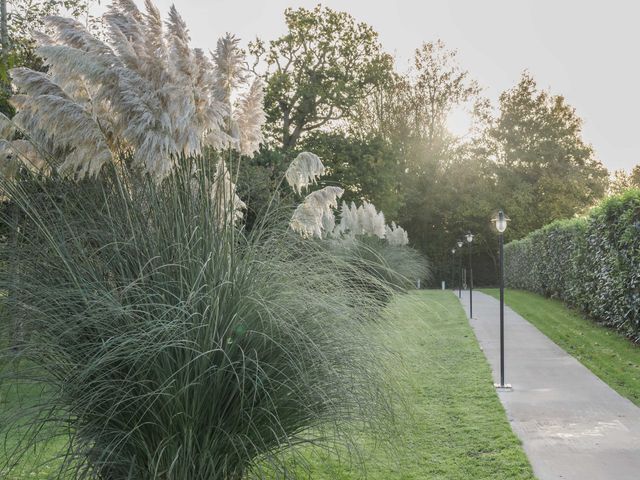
[456,240,463,298]
[450,248,456,290]
[466,232,474,318]
[493,210,510,390]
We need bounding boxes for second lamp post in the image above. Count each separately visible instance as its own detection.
[456,240,463,298]
[466,232,474,318]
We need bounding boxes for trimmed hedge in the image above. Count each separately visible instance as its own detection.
[505,189,640,342]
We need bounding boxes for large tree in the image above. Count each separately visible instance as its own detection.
[489,73,608,238]
[250,5,393,150]
[389,41,493,280]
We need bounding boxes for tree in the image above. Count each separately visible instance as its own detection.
[388,41,493,282]
[489,73,608,238]
[608,164,640,195]
[250,5,393,150]
[0,0,96,116]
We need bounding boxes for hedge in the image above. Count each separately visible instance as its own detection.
[504,189,640,342]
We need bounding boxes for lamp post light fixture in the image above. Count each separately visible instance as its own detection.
[493,210,510,390]
[456,240,464,298]
[465,232,474,318]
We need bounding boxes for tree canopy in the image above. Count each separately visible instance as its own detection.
[250,5,393,150]
[489,73,608,238]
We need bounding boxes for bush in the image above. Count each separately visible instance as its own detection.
[0,164,393,479]
[504,189,640,342]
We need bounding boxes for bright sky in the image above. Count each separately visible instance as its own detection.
[97,1,639,172]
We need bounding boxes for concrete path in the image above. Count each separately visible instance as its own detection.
[457,290,640,480]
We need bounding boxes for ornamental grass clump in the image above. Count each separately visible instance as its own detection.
[0,1,397,477]
[0,163,391,479]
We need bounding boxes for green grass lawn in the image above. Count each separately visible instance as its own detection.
[481,288,640,406]
[1,291,534,479]
[302,291,534,479]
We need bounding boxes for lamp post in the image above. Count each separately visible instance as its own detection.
[450,248,456,291]
[493,210,510,390]
[456,240,463,298]
[466,232,474,318]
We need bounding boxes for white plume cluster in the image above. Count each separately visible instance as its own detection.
[210,159,246,226]
[290,186,344,238]
[213,33,247,105]
[285,152,326,194]
[334,201,410,246]
[233,77,266,156]
[385,222,409,246]
[335,201,386,239]
[285,150,411,245]
[212,33,265,156]
[7,0,265,182]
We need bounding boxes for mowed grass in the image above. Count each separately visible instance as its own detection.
[1,291,535,479]
[482,288,640,406]
[302,290,534,479]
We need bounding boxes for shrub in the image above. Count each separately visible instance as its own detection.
[0,165,393,479]
[504,189,640,342]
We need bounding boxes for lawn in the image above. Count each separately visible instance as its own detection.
[1,291,535,479]
[481,288,640,406]
[302,290,534,479]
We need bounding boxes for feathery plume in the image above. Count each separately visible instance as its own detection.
[10,67,71,98]
[44,16,113,55]
[334,200,387,239]
[210,159,246,226]
[8,1,258,183]
[285,152,326,194]
[290,186,344,238]
[11,93,112,178]
[358,201,386,239]
[334,201,358,235]
[212,33,247,105]
[233,76,265,156]
[166,5,196,81]
[385,222,409,246]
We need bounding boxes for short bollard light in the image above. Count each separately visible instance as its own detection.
[493,210,511,390]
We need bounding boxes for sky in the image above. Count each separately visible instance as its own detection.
[95,1,640,173]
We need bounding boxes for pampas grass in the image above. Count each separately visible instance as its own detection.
[285,152,326,194]
[0,161,392,479]
[7,1,265,182]
[289,186,344,238]
[0,3,428,478]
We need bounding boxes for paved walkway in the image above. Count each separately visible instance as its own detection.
[458,290,640,480]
